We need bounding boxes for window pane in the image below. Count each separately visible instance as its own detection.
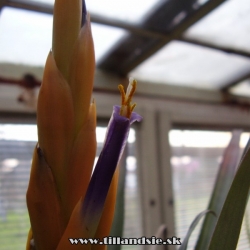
[0,7,126,65]
[170,130,250,250]
[0,7,52,65]
[91,23,126,63]
[0,140,34,249]
[130,41,250,89]
[184,0,250,53]
[230,80,250,98]
[0,124,142,249]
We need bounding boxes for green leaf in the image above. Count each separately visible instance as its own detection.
[244,199,250,247]
[195,130,242,250]
[208,137,250,250]
[179,210,215,250]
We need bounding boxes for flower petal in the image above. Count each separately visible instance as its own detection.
[92,168,119,250]
[81,106,142,237]
[113,105,143,124]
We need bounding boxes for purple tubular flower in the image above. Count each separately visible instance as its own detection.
[81,0,87,26]
[81,105,142,235]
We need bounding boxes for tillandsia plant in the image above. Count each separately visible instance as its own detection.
[26,0,142,249]
[178,131,250,250]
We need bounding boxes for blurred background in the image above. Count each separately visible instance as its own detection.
[0,0,250,249]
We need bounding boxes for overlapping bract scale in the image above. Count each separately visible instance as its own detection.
[26,1,142,249]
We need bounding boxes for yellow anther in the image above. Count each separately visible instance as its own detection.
[130,103,137,113]
[118,84,126,105]
[125,79,137,105]
[119,78,137,118]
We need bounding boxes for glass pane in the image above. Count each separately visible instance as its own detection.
[86,0,160,24]
[0,140,34,249]
[184,0,250,53]
[0,7,52,65]
[92,23,126,63]
[130,41,250,89]
[170,130,250,250]
[0,7,126,65]
[0,124,142,249]
[230,80,250,98]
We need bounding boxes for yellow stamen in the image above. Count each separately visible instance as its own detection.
[118,78,137,118]
[118,84,126,115]
[118,84,126,103]
[130,103,137,113]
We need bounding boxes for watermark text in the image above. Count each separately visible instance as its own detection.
[69,236,181,245]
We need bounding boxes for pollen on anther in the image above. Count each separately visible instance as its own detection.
[118,78,137,118]
[118,85,126,105]
[126,79,137,103]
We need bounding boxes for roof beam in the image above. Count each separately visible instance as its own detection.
[220,71,250,91]
[5,0,53,14]
[178,37,250,59]
[3,0,249,91]
[97,0,228,76]
[4,0,249,60]
[91,15,250,61]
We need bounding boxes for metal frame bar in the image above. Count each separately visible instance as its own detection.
[97,0,228,75]
[220,71,250,91]
[1,0,250,93]
[1,66,250,113]
[178,37,250,59]
[4,0,52,14]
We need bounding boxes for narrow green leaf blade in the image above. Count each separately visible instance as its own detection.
[244,200,250,247]
[208,137,250,250]
[179,210,215,250]
[195,130,242,250]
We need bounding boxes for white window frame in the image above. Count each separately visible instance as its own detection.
[1,68,250,250]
